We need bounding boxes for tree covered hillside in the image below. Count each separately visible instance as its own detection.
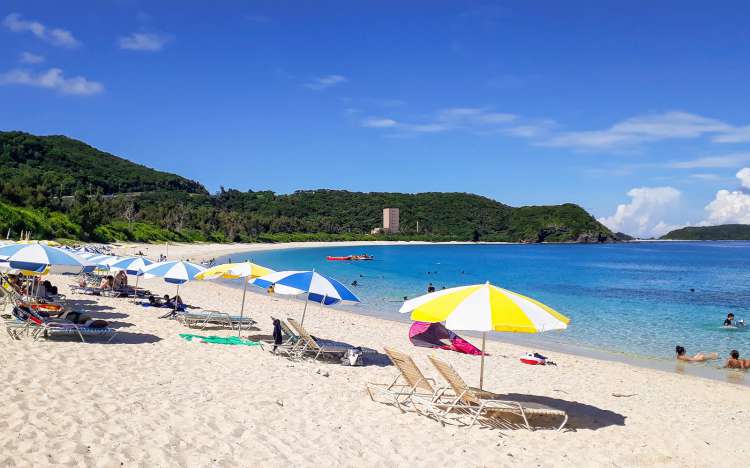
[661,224,750,240]
[0,131,206,206]
[0,131,615,244]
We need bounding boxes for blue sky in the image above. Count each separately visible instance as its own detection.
[2,1,750,237]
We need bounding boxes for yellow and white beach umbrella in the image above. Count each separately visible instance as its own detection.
[400,282,570,388]
[195,261,275,335]
[195,262,273,281]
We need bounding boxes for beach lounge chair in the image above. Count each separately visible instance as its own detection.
[286,318,357,361]
[367,347,449,414]
[428,355,568,431]
[177,309,256,331]
[12,305,117,343]
[70,285,125,298]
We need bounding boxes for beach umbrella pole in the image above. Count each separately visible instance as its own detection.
[480,332,486,390]
[300,295,310,326]
[238,276,249,336]
[134,274,140,298]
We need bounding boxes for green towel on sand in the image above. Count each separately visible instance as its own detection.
[179,333,260,346]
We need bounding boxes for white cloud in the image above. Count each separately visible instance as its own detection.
[19,51,44,64]
[667,153,750,169]
[700,168,750,225]
[2,13,80,48]
[0,68,103,96]
[304,75,347,90]
[702,190,750,225]
[598,186,683,237]
[118,32,172,51]
[540,111,733,150]
[713,125,750,143]
[361,117,398,128]
[362,107,518,135]
[689,173,722,181]
[736,168,750,189]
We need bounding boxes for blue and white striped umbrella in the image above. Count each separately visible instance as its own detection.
[110,256,155,276]
[254,270,360,325]
[0,243,94,274]
[141,260,206,285]
[87,254,122,270]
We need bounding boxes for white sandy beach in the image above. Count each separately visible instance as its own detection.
[2,242,749,467]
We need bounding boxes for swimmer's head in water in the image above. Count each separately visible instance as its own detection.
[676,345,686,356]
[728,313,735,319]
[731,350,740,359]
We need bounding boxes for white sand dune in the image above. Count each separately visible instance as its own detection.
[1,242,749,467]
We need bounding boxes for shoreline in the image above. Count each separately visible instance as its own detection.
[114,241,748,387]
[2,241,748,465]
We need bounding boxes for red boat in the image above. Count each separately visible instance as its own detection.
[326,254,374,261]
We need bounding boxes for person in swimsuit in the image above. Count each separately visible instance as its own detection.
[675,345,718,362]
[724,350,750,369]
[723,313,735,327]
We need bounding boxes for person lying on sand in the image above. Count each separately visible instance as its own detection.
[675,345,718,362]
[724,350,750,370]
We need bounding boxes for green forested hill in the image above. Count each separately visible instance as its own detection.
[0,131,206,206]
[661,224,750,240]
[0,131,614,244]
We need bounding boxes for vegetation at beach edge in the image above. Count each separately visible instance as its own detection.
[0,131,615,244]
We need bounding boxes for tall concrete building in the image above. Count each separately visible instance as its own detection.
[383,208,399,233]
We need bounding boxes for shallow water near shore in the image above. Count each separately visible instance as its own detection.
[222,241,750,384]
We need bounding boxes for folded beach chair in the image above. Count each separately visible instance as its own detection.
[286,318,357,361]
[428,355,568,431]
[367,347,449,414]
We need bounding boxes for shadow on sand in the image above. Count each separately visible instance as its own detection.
[500,393,626,431]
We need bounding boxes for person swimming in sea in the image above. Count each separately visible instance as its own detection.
[723,350,750,370]
[723,313,735,327]
[675,345,718,362]
[351,280,358,287]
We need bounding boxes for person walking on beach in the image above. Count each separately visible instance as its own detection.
[675,345,718,362]
[723,350,750,369]
[427,283,435,293]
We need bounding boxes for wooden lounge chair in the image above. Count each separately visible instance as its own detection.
[286,318,356,361]
[428,355,568,431]
[367,347,448,414]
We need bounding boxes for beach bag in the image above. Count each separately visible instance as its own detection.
[341,348,364,366]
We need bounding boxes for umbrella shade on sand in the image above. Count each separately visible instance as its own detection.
[195,261,275,335]
[254,270,360,325]
[399,281,570,389]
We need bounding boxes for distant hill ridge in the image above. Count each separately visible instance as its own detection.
[0,131,615,243]
[661,224,750,240]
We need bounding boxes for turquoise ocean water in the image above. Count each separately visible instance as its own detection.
[226,242,750,364]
